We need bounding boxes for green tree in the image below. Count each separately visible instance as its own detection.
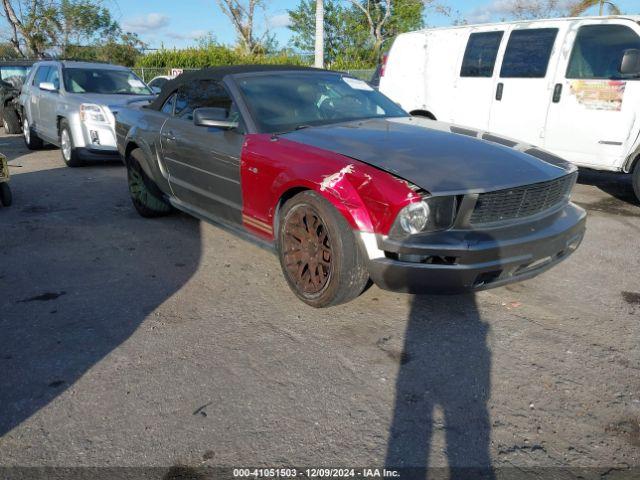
[0,0,146,65]
[58,0,119,51]
[288,0,353,65]
[570,0,621,16]
[288,0,429,67]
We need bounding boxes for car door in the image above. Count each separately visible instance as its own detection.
[544,21,640,169]
[28,65,50,129]
[488,25,562,146]
[451,29,505,130]
[160,79,244,224]
[37,66,61,140]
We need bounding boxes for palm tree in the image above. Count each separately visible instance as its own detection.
[570,0,621,16]
[314,0,324,68]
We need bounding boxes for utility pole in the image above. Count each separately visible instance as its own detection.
[314,0,324,68]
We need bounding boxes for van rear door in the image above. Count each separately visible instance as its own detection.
[543,20,640,170]
[487,24,564,147]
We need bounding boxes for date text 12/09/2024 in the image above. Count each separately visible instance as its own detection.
[233,468,400,478]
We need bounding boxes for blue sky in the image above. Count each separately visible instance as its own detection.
[43,0,640,51]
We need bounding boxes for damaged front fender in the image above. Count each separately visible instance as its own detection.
[240,134,421,240]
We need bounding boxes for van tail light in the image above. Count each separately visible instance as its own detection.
[380,54,388,77]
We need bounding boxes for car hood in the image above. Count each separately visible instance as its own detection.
[71,93,154,112]
[281,117,574,195]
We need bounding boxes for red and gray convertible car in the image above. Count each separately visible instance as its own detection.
[115,65,586,307]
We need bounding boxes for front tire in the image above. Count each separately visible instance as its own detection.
[2,107,21,134]
[0,182,12,207]
[59,119,83,167]
[633,160,640,204]
[23,116,43,150]
[277,191,369,308]
[126,149,172,218]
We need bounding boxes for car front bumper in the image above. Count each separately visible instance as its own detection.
[365,203,586,294]
[69,115,118,156]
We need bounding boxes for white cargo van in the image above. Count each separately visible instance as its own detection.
[379,16,640,201]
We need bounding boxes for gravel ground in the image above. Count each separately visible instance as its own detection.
[0,132,638,478]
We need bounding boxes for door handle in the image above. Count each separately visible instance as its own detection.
[162,130,176,141]
[552,83,563,103]
[495,83,504,101]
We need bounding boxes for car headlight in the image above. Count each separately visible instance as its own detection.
[80,103,108,123]
[391,196,458,237]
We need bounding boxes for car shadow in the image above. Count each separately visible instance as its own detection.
[0,149,202,436]
[577,168,638,206]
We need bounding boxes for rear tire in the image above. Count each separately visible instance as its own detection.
[633,160,640,204]
[59,119,83,167]
[126,149,172,218]
[277,191,369,308]
[23,116,43,150]
[0,183,12,207]
[2,107,20,134]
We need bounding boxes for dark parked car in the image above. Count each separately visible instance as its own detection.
[0,59,34,134]
[115,65,586,308]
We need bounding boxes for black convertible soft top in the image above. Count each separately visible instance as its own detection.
[147,64,330,111]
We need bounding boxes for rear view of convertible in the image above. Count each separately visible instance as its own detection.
[115,65,586,307]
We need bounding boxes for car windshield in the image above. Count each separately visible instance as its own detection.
[62,68,152,95]
[0,66,30,81]
[235,72,407,133]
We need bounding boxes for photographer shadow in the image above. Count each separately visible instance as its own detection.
[385,293,494,479]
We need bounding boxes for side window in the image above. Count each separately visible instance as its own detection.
[46,67,60,90]
[32,66,51,86]
[175,79,234,121]
[460,31,504,77]
[567,25,640,79]
[500,28,558,78]
[161,93,176,115]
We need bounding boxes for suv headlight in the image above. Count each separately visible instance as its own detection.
[390,196,458,237]
[80,103,108,123]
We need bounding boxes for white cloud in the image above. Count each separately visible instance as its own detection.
[123,13,170,33]
[267,12,291,29]
[166,30,209,41]
[465,0,575,24]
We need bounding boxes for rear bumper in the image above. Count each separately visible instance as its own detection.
[366,203,586,294]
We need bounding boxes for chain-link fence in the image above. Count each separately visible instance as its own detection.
[132,67,375,83]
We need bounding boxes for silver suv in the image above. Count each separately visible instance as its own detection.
[20,60,154,166]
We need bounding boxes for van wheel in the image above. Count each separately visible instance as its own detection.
[126,149,172,218]
[23,117,43,150]
[2,107,20,134]
[60,119,83,167]
[633,160,640,204]
[0,183,12,206]
[277,191,369,308]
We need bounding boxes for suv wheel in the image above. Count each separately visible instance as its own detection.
[633,159,640,204]
[59,119,83,167]
[126,149,172,218]
[277,191,369,308]
[2,107,21,134]
[23,117,43,150]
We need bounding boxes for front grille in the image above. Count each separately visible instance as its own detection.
[470,174,575,225]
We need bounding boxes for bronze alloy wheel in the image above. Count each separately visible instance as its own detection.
[277,191,369,307]
[282,205,333,295]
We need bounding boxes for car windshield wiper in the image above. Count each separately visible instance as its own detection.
[271,124,313,137]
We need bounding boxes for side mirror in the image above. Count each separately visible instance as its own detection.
[150,86,161,94]
[39,81,57,92]
[620,49,640,75]
[193,107,238,129]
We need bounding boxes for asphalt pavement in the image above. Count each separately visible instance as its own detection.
[0,132,638,478]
